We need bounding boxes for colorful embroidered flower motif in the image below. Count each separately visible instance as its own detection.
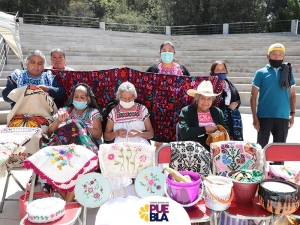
[82,178,103,202]
[45,144,80,169]
[140,173,160,194]
[108,154,114,160]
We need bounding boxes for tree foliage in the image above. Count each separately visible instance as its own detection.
[0,0,299,25]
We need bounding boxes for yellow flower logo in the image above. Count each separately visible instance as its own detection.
[139,204,149,222]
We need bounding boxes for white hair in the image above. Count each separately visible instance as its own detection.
[25,50,46,65]
[116,81,137,100]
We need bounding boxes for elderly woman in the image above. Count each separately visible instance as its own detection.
[45,83,102,202]
[47,48,74,70]
[104,81,154,144]
[47,83,102,153]
[210,61,243,141]
[2,49,66,108]
[179,80,228,151]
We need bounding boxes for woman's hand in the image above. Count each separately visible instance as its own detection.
[127,129,141,138]
[116,129,127,138]
[57,112,69,123]
[205,126,217,133]
[228,102,238,110]
[37,85,50,93]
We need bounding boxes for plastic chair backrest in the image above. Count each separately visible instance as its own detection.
[263,143,300,177]
[155,144,171,166]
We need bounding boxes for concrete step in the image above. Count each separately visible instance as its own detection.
[0,97,11,110]
[0,110,9,124]
[235,84,300,93]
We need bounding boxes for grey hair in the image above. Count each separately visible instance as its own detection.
[25,50,46,65]
[194,94,215,104]
[116,81,137,100]
[75,85,91,103]
[50,48,65,58]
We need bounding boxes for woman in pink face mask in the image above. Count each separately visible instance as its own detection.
[104,81,154,144]
[210,61,243,141]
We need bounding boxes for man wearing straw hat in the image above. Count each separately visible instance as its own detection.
[250,43,296,150]
[179,80,228,151]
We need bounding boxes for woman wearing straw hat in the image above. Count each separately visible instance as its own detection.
[179,80,228,151]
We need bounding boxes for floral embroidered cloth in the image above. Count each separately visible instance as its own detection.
[210,141,263,176]
[24,144,98,192]
[0,127,40,178]
[52,67,223,142]
[169,141,211,177]
[98,142,155,190]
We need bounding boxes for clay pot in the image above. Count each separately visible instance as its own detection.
[227,170,259,205]
[258,179,299,215]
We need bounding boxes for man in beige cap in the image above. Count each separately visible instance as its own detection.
[250,43,296,152]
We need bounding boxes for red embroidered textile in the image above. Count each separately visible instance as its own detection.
[52,67,223,142]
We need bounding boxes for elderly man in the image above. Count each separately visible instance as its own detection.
[250,43,296,150]
[48,48,74,70]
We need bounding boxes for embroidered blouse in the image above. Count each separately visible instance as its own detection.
[198,111,217,127]
[54,106,101,128]
[158,62,183,75]
[11,69,56,87]
[107,103,150,144]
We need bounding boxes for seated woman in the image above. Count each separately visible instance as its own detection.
[45,83,102,202]
[47,83,102,153]
[2,49,66,108]
[104,81,154,144]
[179,80,229,151]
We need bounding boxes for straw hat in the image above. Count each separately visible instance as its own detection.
[187,80,221,97]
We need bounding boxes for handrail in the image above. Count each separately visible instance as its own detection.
[22,13,298,35]
[0,37,9,77]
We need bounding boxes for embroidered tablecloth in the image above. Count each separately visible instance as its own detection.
[99,142,155,190]
[0,127,41,178]
[24,144,98,192]
[53,67,223,142]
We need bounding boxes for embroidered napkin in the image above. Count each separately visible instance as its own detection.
[24,144,98,192]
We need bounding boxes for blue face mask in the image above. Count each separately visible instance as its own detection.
[214,73,227,80]
[161,52,174,63]
[73,100,87,110]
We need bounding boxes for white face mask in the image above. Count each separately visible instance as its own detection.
[120,100,134,109]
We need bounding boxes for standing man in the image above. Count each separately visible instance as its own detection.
[250,43,296,149]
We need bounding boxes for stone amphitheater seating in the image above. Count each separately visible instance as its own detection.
[0,23,299,124]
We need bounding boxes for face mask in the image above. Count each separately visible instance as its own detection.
[161,52,174,63]
[120,100,134,109]
[214,73,227,80]
[269,59,283,68]
[73,100,87,110]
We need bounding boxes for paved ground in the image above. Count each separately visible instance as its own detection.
[0,114,299,225]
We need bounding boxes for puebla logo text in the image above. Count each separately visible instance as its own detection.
[139,202,169,222]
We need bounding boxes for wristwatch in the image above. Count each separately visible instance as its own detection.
[290,111,295,116]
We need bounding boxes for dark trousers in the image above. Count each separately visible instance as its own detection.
[257,118,288,165]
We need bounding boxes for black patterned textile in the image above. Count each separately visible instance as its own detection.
[169,141,211,176]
